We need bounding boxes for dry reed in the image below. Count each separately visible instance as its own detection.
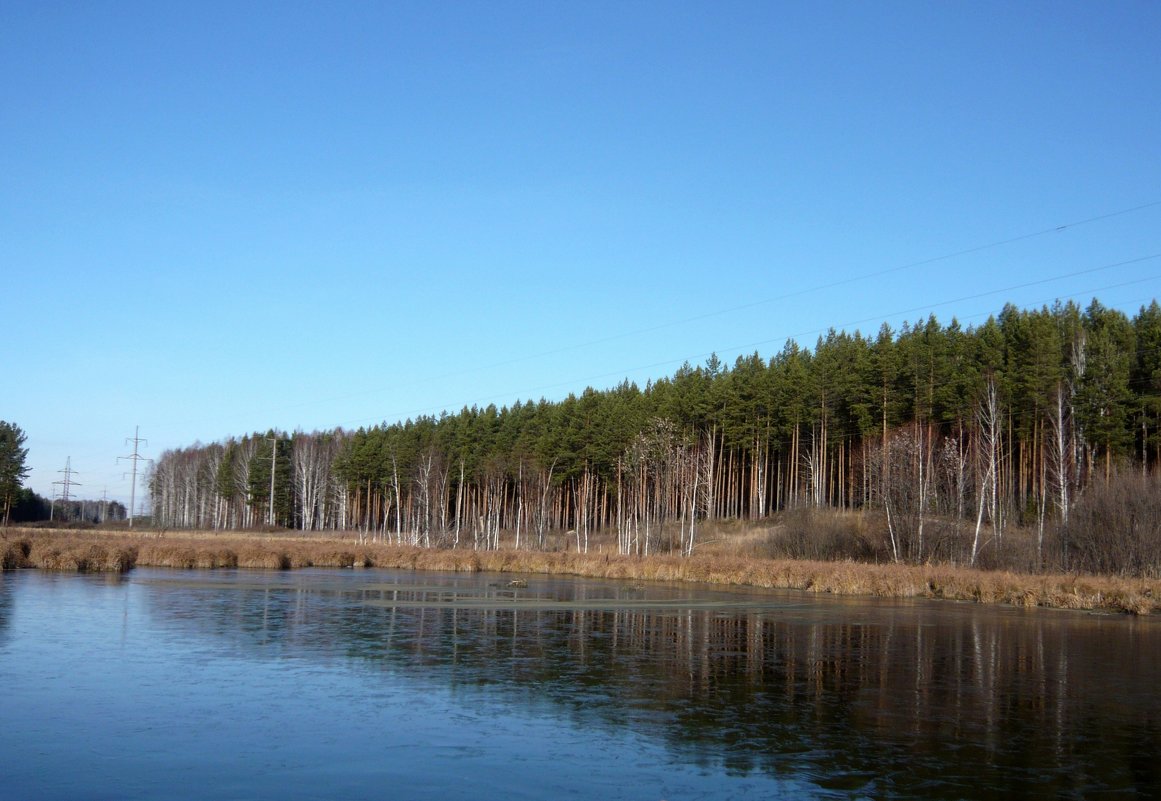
[1,527,1156,615]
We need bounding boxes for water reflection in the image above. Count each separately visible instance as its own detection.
[136,570,1160,799]
[0,572,13,644]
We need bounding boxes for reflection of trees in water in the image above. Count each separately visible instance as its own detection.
[0,574,13,644]
[145,575,1161,798]
[517,607,1158,798]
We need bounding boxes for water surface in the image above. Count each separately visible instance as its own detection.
[1,568,1157,799]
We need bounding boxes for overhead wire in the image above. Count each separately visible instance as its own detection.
[332,258,1161,428]
[422,199,1161,381]
[153,199,1161,426]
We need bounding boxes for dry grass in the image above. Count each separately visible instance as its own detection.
[2,526,1156,615]
[20,536,137,573]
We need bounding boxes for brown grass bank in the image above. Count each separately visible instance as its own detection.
[1,527,1157,616]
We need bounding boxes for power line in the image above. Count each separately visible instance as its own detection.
[333,259,1161,429]
[143,198,1161,432]
[342,199,1161,403]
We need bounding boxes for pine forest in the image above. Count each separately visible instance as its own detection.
[149,299,1161,575]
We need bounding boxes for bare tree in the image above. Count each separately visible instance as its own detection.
[293,432,339,531]
[971,375,1002,566]
[869,427,933,564]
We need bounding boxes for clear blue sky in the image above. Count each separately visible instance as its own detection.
[4,1,1160,510]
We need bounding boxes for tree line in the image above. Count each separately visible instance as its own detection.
[148,298,1161,570]
[2,489,128,525]
[0,420,129,526]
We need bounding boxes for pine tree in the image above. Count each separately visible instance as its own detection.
[0,420,30,526]
[1133,301,1161,469]
[1076,301,1135,480]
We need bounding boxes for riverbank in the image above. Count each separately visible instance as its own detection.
[2,527,1156,615]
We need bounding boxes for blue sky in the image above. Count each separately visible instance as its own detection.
[3,1,1160,510]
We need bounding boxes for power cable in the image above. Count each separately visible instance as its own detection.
[332,261,1161,428]
[149,199,1161,428]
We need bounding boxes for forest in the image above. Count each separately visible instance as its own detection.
[2,488,127,525]
[148,299,1161,575]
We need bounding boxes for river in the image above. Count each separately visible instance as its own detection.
[1,567,1157,799]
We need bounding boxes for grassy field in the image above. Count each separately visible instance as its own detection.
[3,524,1157,616]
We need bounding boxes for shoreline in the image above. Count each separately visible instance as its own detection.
[2,527,1157,616]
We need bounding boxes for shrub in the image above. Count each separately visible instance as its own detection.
[1,538,31,569]
[1064,472,1161,577]
[762,508,881,562]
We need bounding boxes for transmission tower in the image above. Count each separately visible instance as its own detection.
[118,426,151,528]
[51,457,81,522]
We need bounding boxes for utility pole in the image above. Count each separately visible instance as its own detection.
[119,426,150,528]
[51,457,80,522]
